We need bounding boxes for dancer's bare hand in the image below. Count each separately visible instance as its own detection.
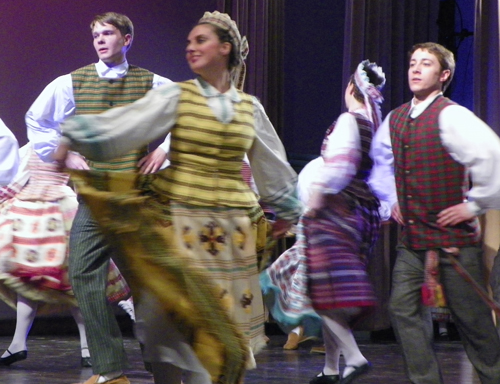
[437,203,474,226]
[391,202,404,225]
[65,152,89,170]
[138,147,168,174]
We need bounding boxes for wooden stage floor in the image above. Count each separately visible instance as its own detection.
[0,333,481,384]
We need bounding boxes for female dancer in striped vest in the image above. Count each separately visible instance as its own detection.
[54,11,302,384]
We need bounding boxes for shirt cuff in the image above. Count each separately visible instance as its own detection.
[466,201,482,216]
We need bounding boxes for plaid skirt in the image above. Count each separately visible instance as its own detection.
[305,192,380,311]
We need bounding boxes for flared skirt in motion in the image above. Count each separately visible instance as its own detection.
[69,169,269,384]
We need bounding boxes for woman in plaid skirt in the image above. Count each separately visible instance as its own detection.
[263,61,391,384]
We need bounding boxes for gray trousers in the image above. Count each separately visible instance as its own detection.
[490,250,500,323]
[69,202,128,374]
[389,244,500,384]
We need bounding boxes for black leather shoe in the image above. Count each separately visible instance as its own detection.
[81,356,92,368]
[340,362,371,384]
[309,372,340,384]
[0,350,27,366]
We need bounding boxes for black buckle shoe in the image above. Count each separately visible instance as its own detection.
[340,362,371,384]
[0,350,27,366]
[309,371,340,384]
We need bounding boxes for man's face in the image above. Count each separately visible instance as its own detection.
[408,48,450,102]
[92,22,131,66]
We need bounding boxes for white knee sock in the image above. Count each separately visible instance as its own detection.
[2,295,38,357]
[320,309,368,378]
[70,307,89,358]
[319,321,340,376]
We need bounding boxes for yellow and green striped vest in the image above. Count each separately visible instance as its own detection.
[72,64,154,172]
[152,80,258,208]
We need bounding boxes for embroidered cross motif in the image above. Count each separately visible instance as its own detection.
[240,291,254,309]
[199,220,226,256]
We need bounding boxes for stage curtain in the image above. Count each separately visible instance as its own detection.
[216,0,285,135]
[474,0,500,302]
[342,0,439,114]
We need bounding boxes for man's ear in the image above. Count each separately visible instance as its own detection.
[440,69,451,84]
[123,34,133,48]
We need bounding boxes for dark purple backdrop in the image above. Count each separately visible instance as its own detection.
[0,0,476,156]
[0,0,217,144]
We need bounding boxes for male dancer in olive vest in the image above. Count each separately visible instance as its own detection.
[372,42,500,384]
[26,12,171,384]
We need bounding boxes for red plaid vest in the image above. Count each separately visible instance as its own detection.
[389,96,480,249]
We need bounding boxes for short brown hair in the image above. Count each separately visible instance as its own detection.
[409,42,455,92]
[90,12,134,50]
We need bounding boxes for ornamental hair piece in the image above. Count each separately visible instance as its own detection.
[354,60,386,130]
[198,11,249,90]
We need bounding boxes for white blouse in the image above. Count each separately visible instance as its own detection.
[0,119,20,186]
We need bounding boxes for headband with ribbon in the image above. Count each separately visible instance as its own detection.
[354,60,386,129]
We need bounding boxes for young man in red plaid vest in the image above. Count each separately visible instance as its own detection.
[371,42,500,383]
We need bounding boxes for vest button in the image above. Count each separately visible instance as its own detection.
[110,101,114,106]
[408,219,414,224]
[109,79,115,84]
[407,194,412,199]
[405,170,410,174]
[404,145,409,149]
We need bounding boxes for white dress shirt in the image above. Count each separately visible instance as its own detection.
[26,60,171,162]
[372,93,500,215]
[0,119,20,186]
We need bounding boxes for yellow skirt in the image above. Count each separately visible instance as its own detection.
[70,169,271,384]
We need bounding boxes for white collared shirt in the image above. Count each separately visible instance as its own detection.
[26,60,171,162]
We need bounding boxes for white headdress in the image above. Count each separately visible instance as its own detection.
[198,11,249,90]
[354,60,386,129]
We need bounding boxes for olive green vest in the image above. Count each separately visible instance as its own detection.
[72,64,154,171]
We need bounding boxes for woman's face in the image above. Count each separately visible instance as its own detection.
[186,24,230,76]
